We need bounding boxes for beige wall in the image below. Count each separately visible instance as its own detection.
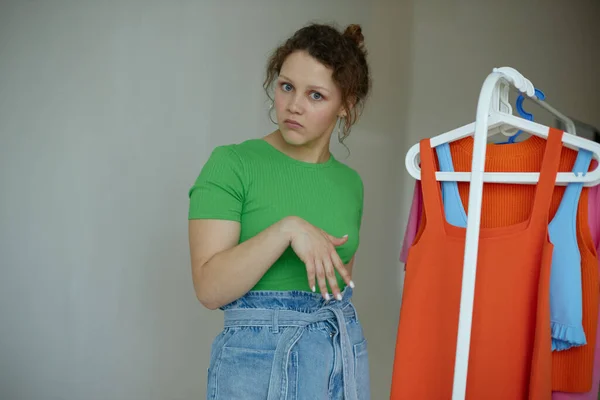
[0,1,409,399]
[398,0,600,239]
[0,1,597,399]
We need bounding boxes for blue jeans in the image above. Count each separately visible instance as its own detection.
[206,286,370,399]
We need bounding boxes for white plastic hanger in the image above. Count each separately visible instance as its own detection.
[403,67,600,400]
[405,70,600,186]
[497,72,577,139]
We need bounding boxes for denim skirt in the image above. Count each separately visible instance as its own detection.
[206,286,370,399]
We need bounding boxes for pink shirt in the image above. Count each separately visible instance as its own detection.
[399,180,422,265]
[399,182,600,399]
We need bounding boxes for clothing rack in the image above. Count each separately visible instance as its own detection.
[431,68,582,400]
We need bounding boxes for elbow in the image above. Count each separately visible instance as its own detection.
[192,279,221,310]
[192,266,221,310]
[204,303,220,311]
[198,297,220,310]
[195,290,221,310]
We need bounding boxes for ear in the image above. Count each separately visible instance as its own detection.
[339,97,357,118]
[338,105,350,119]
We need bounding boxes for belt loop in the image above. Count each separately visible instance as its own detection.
[271,309,280,333]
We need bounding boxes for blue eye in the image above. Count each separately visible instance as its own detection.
[310,92,323,101]
[281,83,293,92]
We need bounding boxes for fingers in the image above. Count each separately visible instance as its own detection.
[314,259,330,300]
[305,259,316,294]
[331,250,352,287]
[323,257,342,301]
[299,230,353,301]
[312,253,354,301]
[327,233,349,247]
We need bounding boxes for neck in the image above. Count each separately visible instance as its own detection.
[266,130,332,164]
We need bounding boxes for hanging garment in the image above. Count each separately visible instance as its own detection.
[552,180,600,399]
[434,143,593,351]
[399,179,600,399]
[399,179,422,265]
[399,181,422,267]
[552,186,599,392]
[390,129,564,399]
[548,151,593,351]
[399,135,599,393]
[553,182,600,399]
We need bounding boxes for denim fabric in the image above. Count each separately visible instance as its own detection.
[206,286,370,400]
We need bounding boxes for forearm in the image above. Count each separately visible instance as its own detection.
[193,218,294,309]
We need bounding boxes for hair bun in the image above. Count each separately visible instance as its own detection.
[343,24,364,48]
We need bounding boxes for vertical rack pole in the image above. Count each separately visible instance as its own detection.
[451,72,508,400]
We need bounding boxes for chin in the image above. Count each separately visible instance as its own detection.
[279,127,310,146]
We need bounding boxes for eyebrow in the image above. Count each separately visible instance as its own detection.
[278,74,331,93]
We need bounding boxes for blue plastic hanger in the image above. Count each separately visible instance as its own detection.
[497,88,546,144]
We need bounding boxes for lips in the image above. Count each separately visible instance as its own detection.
[284,119,303,128]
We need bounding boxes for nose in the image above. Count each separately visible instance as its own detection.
[287,93,304,114]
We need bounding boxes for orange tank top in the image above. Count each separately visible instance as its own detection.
[439,134,599,392]
[391,130,564,399]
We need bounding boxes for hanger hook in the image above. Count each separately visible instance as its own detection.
[516,88,545,121]
[505,88,546,143]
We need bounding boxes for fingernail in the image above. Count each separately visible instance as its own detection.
[336,293,343,301]
[343,234,348,238]
[349,280,355,288]
[325,293,331,301]
[312,285,316,293]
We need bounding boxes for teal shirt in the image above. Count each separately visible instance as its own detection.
[188,138,364,291]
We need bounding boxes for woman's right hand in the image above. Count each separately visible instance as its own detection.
[280,216,353,301]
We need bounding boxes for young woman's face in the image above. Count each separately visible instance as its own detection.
[274,50,346,147]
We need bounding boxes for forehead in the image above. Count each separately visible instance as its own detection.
[279,51,334,88]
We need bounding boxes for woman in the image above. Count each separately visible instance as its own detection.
[188,22,371,400]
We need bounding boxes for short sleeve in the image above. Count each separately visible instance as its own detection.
[188,145,245,221]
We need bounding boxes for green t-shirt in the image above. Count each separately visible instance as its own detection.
[188,138,364,292]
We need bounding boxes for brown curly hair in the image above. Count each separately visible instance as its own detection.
[264,23,371,141]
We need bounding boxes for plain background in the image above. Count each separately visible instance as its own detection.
[1,0,599,399]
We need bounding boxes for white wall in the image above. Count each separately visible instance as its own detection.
[0,1,409,399]
[398,0,600,232]
[1,1,598,399]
